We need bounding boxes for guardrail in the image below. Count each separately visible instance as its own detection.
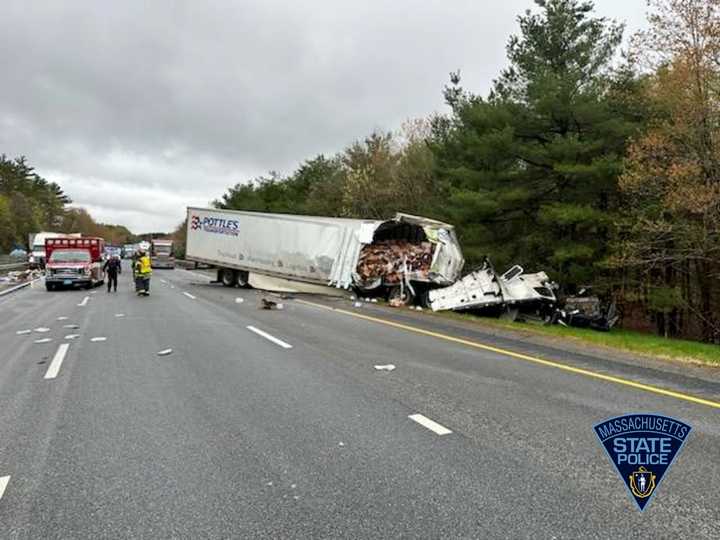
[0,262,28,272]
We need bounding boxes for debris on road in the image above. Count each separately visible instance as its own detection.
[374,364,396,371]
[548,292,619,332]
[56,316,68,321]
[338,442,345,447]
[259,297,283,310]
[64,334,80,340]
[356,240,434,287]
[353,302,362,308]
[114,313,125,318]
[90,337,107,342]
[16,329,31,335]
[34,338,53,344]
[157,349,173,356]
[235,297,244,304]
[34,327,51,333]
[62,324,79,329]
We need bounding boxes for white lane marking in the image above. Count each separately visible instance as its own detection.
[0,476,9,500]
[77,296,90,307]
[182,292,196,300]
[45,343,70,379]
[408,414,453,436]
[246,326,293,349]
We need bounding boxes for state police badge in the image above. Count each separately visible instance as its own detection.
[593,414,691,511]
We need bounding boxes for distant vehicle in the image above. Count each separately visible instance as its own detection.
[105,245,122,259]
[123,243,137,259]
[150,239,175,269]
[9,248,27,259]
[28,232,81,269]
[185,207,464,305]
[44,237,105,291]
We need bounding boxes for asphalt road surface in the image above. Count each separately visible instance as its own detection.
[1,264,719,539]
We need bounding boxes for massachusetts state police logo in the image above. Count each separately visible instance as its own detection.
[593,414,691,511]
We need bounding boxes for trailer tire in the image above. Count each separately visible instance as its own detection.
[237,270,249,288]
[220,268,238,287]
[387,285,414,306]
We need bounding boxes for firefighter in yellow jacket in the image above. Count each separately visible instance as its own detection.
[134,248,152,296]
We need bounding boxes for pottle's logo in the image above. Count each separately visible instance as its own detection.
[191,214,240,236]
[594,414,691,511]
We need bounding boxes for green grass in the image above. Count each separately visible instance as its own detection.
[425,310,720,366]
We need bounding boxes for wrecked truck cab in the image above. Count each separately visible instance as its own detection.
[427,258,557,313]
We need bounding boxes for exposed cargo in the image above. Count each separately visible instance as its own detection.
[150,239,175,269]
[185,207,464,302]
[44,237,105,291]
[428,258,557,313]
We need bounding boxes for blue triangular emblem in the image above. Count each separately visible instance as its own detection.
[594,414,691,511]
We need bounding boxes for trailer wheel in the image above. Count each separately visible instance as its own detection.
[387,286,414,306]
[220,268,238,287]
[237,270,249,288]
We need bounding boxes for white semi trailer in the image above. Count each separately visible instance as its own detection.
[185,207,465,304]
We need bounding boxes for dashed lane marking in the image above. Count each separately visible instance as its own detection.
[246,326,293,349]
[409,414,453,435]
[44,343,69,379]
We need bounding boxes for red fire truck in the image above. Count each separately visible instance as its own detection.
[44,237,106,291]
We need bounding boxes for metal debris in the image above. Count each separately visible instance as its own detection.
[157,349,173,356]
[353,302,362,308]
[34,327,50,333]
[56,316,68,321]
[16,329,32,335]
[235,297,244,304]
[115,313,125,318]
[34,338,53,344]
[90,337,107,342]
[62,324,79,329]
[259,297,283,310]
[374,364,396,371]
[64,334,80,340]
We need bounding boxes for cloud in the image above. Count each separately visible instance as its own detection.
[0,0,648,233]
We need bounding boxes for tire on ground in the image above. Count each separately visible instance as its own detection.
[220,268,238,287]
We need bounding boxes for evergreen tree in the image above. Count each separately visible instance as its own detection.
[432,0,637,286]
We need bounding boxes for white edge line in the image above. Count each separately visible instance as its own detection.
[44,343,70,379]
[0,476,9,499]
[246,325,293,349]
[183,292,197,300]
[408,414,453,435]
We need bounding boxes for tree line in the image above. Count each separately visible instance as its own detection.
[215,0,720,343]
[0,155,136,252]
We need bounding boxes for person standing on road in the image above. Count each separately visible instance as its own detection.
[134,249,152,296]
[103,254,122,293]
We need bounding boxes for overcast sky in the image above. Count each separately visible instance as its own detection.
[1,0,648,233]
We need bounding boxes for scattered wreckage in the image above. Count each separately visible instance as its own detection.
[0,269,43,286]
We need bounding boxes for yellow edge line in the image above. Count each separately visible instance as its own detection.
[296,299,720,410]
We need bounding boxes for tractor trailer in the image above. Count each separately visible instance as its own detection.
[185,207,465,304]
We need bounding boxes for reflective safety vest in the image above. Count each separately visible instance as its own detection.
[136,256,152,276]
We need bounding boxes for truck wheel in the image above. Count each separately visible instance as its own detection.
[387,286,414,306]
[237,270,249,288]
[220,268,238,287]
[46,283,54,291]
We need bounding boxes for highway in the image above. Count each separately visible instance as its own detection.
[1,264,719,538]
